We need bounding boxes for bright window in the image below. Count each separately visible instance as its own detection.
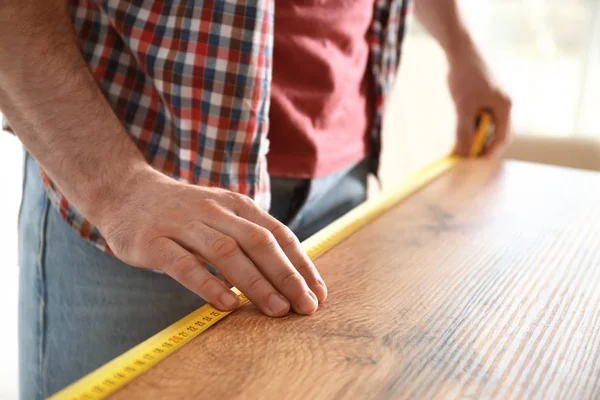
[456,0,600,137]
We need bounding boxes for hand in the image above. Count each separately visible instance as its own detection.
[96,167,327,317]
[447,41,513,157]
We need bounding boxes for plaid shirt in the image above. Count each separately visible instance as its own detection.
[12,0,410,252]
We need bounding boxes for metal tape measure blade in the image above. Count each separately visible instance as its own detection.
[50,155,463,400]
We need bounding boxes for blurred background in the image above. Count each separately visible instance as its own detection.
[376,0,600,191]
[1,0,599,397]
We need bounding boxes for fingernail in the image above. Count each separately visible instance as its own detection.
[317,279,328,295]
[268,293,289,316]
[296,291,318,315]
[220,292,239,310]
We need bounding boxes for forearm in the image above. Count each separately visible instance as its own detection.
[0,1,151,224]
[413,0,476,62]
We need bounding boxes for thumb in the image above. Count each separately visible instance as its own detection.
[454,113,476,157]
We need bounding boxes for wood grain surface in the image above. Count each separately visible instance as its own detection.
[110,160,600,399]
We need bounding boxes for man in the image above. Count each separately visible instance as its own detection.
[0,0,511,398]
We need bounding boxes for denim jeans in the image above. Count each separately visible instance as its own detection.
[18,153,368,399]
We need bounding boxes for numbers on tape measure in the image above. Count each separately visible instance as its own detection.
[61,295,250,399]
[69,305,242,399]
[169,335,183,344]
[53,158,456,400]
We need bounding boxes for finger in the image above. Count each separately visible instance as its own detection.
[454,113,477,157]
[231,197,327,303]
[208,212,321,314]
[172,220,292,317]
[270,223,328,302]
[143,236,240,311]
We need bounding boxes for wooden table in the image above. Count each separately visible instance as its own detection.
[111,160,600,399]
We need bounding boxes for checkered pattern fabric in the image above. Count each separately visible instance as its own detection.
[369,0,411,174]
[36,0,409,253]
[40,0,273,252]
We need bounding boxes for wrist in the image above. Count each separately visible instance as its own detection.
[445,30,480,68]
[79,159,160,228]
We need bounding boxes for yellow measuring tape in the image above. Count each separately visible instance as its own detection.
[49,112,493,400]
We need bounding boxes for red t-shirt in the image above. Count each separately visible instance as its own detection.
[267,0,374,178]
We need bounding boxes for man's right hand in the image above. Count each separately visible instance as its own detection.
[0,1,326,318]
[97,166,327,317]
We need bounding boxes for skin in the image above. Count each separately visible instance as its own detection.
[0,0,324,318]
[0,0,510,317]
[415,0,514,158]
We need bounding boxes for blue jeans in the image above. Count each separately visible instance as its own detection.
[18,154,368,399]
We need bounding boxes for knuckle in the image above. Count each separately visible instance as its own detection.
[172,253,198,271]
[210,236,240,259]
[497,92,512,109]
[106,227,134,258]
[277,269,302,288]
[156,246,194,272]
[246,274,264,293]
[198,198,221,214]
[139,227,162,247]
[270,224,298,248]
[169,257,209,289]
[102,220,136,257]
[295,257,316,275]
[180,218,200,233]
[247,227,276,249]
[187,269,211,293]
[109,226,160,266]
[235,192,255,208]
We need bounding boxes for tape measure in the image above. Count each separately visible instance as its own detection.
[48,112,494,400]
[470,111,494,157]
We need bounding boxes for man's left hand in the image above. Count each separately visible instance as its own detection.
[447,42,513,157]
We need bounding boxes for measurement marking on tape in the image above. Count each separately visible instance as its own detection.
[50,107,495,400]
[48,288,249,400]
[52,106,494,399]
[48,156,460,400]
